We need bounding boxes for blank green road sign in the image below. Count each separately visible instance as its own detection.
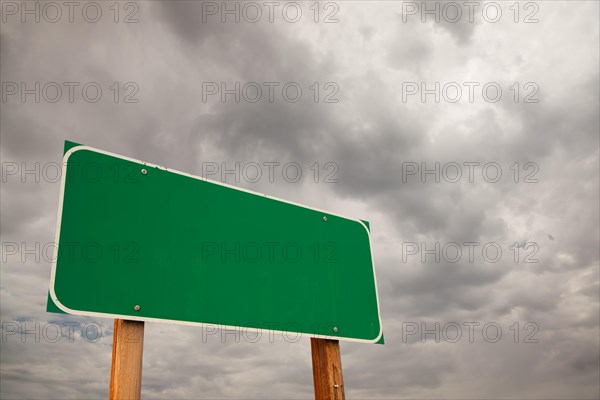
[48,141,383,343]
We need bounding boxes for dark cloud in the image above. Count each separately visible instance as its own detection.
[1,1,599,399]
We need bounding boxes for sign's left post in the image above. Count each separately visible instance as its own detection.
[109,319,145,400]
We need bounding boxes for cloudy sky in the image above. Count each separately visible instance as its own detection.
[1,0,599,398]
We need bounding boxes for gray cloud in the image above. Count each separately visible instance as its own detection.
[1,1,598,399]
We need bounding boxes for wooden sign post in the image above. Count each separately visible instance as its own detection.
[109,319,145,400]
[311,338,345,400]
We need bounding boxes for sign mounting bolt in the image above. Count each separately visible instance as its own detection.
[333,326,338,333]
[141,169,147,175]
[134,305,141,311]
[323,216,327,221]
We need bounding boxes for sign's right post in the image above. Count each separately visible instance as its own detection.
[310,338,345,400]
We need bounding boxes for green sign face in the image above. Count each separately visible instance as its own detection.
[48,142,383,343]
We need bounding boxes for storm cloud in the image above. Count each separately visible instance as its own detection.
[1,1,598,399]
